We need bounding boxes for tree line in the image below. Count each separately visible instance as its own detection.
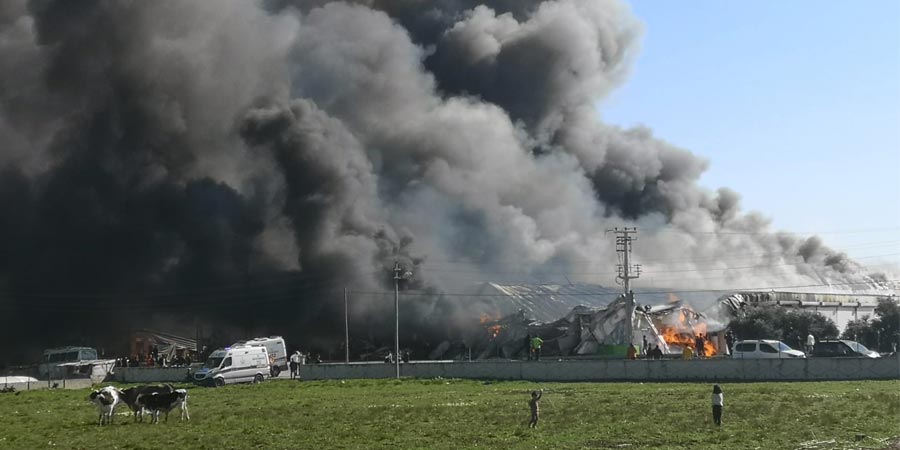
[727,299,899,353]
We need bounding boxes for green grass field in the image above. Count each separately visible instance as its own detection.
[0,379,897,450]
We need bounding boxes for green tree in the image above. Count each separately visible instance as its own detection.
[841,318,876,348]
[728,305,839,349]
[842,299,900,352]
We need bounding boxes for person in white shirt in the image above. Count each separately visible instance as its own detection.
[289,351,301,379]
[806,333,816,354]
[712,384,724,426]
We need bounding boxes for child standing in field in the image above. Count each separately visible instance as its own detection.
[528,389,543,428]
[711,384,724,426]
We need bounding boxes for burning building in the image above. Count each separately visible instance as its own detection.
[454,283,724,359]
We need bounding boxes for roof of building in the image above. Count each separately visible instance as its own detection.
[470,283,721,322]
[133,329,197,351]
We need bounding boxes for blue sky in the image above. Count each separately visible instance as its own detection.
[600,1,900,266]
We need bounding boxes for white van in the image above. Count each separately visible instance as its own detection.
[731,340,806,359]
[192,345,270,387]
[38,347,99,377]
[234,336,288,377]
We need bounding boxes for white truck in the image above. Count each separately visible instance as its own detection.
[192,345,270,387]
[39,346,99,378]
[234,336,288,377]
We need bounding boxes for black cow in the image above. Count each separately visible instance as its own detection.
[120,384,174,422]
[136,389,190,424]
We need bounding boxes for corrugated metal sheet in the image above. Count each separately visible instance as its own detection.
[134,329,197,351]
[475,283,621,322]
[471,283,722,322]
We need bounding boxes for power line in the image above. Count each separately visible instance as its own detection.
[1,277,340,305]
[0,271,346,299]
[653,226,900,236]
[416,252,900,276]
[0,282,344,312]
[415,239,900,268]
[346,279,900,298]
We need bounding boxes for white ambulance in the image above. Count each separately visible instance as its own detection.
[234,336,288,377]
[193,345,270,387]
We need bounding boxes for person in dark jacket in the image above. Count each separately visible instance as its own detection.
[528,389,543,428]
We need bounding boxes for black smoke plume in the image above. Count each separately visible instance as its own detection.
[0,0,892,364]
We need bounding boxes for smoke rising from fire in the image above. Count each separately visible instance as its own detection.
[0,0,893,362]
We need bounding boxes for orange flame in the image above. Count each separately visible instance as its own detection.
[480,313,503,339]
[658,310,717,356]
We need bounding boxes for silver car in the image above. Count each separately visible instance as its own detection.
[731,339,806,359]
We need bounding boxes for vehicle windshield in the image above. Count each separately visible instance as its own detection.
[846,342,871,353]
[776,342,793,351]
[203,357,224,369]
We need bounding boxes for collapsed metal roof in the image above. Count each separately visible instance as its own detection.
[133,329,197,352]
[470,282,723,322]
[472,283,622,322]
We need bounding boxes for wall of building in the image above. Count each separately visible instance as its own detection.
[113,366,195,383]
[298,357,899,382]
[107,357,899,383]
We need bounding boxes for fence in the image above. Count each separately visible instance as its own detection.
[89,356,900,383]
[296,356,899,383]
[1,364,95,391]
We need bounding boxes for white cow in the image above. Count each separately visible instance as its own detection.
[88,386,122,425]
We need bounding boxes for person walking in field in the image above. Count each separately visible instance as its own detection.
[711,384,724,426]
[806,333,815,354]
[528,389,543,428]
[530,336,544,361]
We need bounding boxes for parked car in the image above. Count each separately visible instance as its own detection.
[731,340,806,359]
[812,340,881,358]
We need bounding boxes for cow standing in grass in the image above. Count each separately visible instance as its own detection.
[88,386,122,426]
[136,389,190,424]
[120,384,175,422]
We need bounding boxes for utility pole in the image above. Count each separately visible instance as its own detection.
[392,261,413,379]
[608,227,641,347]
[393,262,402,379]
[344,288,349,364]
[609,227,640,294]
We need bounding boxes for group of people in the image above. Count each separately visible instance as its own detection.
[627,342,664,360]
[383,351,412,364]
[288,350,304,379]
[115,347,192,368]
[288,350,320,379]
